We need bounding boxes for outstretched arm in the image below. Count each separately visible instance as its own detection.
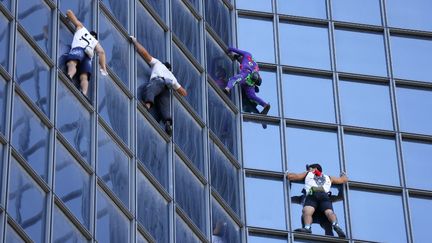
[129,36,153,64]
[227,47,250,57]
[330,172,348,185]
[95,43,107,74]
[66,10,84,30]
[286,171,307,181]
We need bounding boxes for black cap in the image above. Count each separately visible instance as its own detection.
[90,31,98,40]
[163,62,172,71]
[307,163,322,172]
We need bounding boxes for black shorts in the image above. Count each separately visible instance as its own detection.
[304,192,333,212]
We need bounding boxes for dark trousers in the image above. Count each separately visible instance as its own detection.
[142,77,171,122]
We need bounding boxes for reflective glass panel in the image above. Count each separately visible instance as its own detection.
[8,159,46,243]
[278,0,326,19]
[57,81,91,163]
[387,0,432,31]
[286,126,340,177]
[0,75,7,134]
[344,133,399,186]
[58,21,74,74]
[173,45,202,116]
[205,0,232,45]
[96,188,130,243]
[172,0,200,61]
[15,34,50,116]
[243,70,278,117]
[101,0,128,29]
[279,22,330,70]
[6,224,26,243]
[245,176,286,230]
[397,86,432,135]
[137,3,166,61]
[332,0,381,25]
[18,0,52,55]
[0,0,11,11]
[283,73,335,123]
[12,95,49,180]
[175,215,201,243]
[52,206,87,243]
[211,198,241,243]
[349,189,406,243]
[97,126,129,208]
[137,233,149,243]
[339,80,393,130]
[0,14,9,71]
[99,13,129,86]
[0,145,3,193]
[249,234,286,243]
[210,140,240,215]
[243,120,282,172]
[335,29,387,76]
[98,75,129,144]
[402,140,432,190]
[137,111,169,190]
[185,0,199,11]
[390,35,432,82]
[55,141,90,228]
[175,156,206,233]
[409,195,432,243]
[238,17,275,63]
[173,100,204,173]
[147,0,165,21]
[59,0,93,29]
[237,0,272,12]
[137,171,169,243]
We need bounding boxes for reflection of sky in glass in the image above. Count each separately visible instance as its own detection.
[237,0,272,12]
[410,196,432,243]
[332,0,381,25]
[0,14,9,71]
[238,17,275,63]
[53,206,87,243]
[397,87,432,135]
[387,0,432,31]
[402,140,432,190]
[249,234,287,243]
[278,0,326,19]
[251,70,278,117]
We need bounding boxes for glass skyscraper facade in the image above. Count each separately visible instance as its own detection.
[0,0,431,242]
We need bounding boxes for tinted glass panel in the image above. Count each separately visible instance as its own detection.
[243,120,282,172]
[0,76,7,134]
[387,0,432,31]
[6,224,26,243]
[53,206,87,243]
[59,0,93,29]
[8,159,46,243]
[349,189,406,243]
[332,0,381,25]
[335,29,387,76]
[147,0,165,21]
[339,80,393,130]
[237,0,272,12]
[137,233,149,243]
[238,17,275,63]
[58,21,74,74]
[137,171,169,243]
[390,35,432,82]
[409,196,432,243]
[211,198,241,243]
[344,133,399,186]
[12,95,49,180]
[283,73,334,123]
[278,0,326,19]
[0,14,9,71]
[18,0,52,55]
[137,3,166,61]
[175,215,201,243]
[397,87,432,135]
[0,145,3,192]
[205,0,232,45]
[279,22,330,70]
[57,81,91,163]
[97,126,129,207]
[101,0,128,29]
[249,234,286,243]
[55,141,90,228]
[243,70,278,117]
[245,176,286,230]
[172,0,200,61]
[15,34,50,116]
[0,0,11,11]
[402,140,432,190]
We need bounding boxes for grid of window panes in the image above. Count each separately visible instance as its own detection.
[0,0,242,242]
[238,0,432,243]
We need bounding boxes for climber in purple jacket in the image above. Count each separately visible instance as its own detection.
[224,47,270,115]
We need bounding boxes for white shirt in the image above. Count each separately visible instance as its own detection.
[71,27,98,50]
[304,172,331,194]
[149,58,181,90]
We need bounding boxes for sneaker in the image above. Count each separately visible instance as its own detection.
[261,104,270,115]
[333,225,346,238]
[224,87,231,95]
[294,227,312,234]
[165,120,173,136]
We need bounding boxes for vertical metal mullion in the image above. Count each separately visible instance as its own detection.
[130,0,137,242]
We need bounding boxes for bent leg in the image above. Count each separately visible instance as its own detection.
[79,73,89,96]
[243,85,267,107]
[226,71,248,90]
[302,206,315,226]
[66,60,78,79]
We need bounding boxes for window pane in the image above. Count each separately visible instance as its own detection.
[172,0,200,61]
[390,35,432,82]
[0,0,11,11]
[175,156,206,233]
[12,95,49,180]
[0,14,9,71]
[349,189,406,243]
[58,21,73,72]
[173,45,202,116]
[53,206,88,243]
[59,0,93,29]
[402,140,432,190]
[332,0,381,25]
[137,233,149,243]
[18,0,52,56]
[137,171,169,243]
[282,73,335,123]
[8,159,46,243]
[96,188,130,243]
[243,70,278,117]
[101,0,128,29]
[387,0,432,31]
[238,17,275,63]
[335,29,387,76]
[147,0,165,21]
[0,144,3,194]
[245,176,286,230]
[409,195,432,243]
[205,0,232,45]
[97,126,130,208]
[57,81,91,163]
[237,0,272,12]
[174,100,204,173]
[6,224,26,243]
[175,215,201,243]
[397,87,432,135]
[279,22,330,70]
[278,0,326,19]
[137,111,169,189]
[210,140,240,215]
[249,234,286,243]
[0,76,7,134]
[286,126,340,176]
[98,75,129,144]
[344,133,399,186]
[55,141,90,228]
[211,198,241,243]
[339,80,393,130]
[15,34,50,116]
[243,120,282,172]
[137,3,166,61]
[99,13,130,86]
